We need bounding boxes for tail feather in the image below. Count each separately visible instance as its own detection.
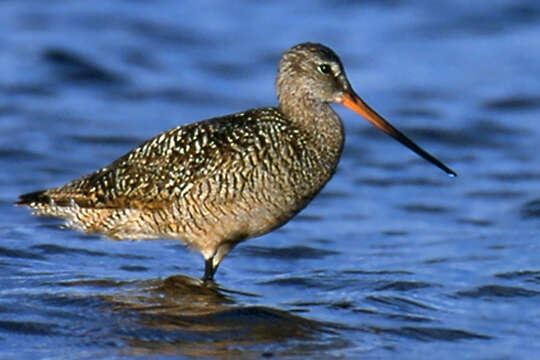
[14,190,50,207]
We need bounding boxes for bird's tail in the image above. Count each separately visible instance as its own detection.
[14,190,50,207]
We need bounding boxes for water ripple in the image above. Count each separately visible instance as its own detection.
[42,48,126,85]
[466,189,525,200]
[71,135,142,147]
[400,203,452,214]
[0,320,60,336]
[0,246,44,260]
[495,269,540,281]
[489,171,540,182]
[239,245,339,260]
[520,199,540,219]
[456,285,540,298]
[31,243,108,257]
[483,96,540,111]
[113,87,241,107]
[372,326,491,341]
[365,295,434,311]
[375,281,433,292]
[355,177,444,188]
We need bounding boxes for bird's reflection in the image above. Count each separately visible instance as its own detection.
[94,275,335,357]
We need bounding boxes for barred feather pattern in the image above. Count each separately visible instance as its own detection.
[22,106,343,255]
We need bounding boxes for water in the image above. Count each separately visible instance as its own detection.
[2,1,540,358]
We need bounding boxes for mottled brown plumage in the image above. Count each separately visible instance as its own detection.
[16,43,455,281]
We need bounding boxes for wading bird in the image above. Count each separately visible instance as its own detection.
[16,43,456,282]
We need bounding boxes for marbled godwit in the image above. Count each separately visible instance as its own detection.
[16,43,456,282]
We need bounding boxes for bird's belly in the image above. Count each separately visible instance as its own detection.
[171,187,311,252]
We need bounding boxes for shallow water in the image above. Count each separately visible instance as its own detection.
[2,1,540,358]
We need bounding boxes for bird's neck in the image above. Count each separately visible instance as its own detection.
[279,97,345,171]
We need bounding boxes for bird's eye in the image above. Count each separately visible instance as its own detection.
[318,64,332,75]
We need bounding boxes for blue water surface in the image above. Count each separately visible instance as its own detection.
[2,1,540,359]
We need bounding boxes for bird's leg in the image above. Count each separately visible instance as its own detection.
[202,257,217,284]
[202,242,234,284]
